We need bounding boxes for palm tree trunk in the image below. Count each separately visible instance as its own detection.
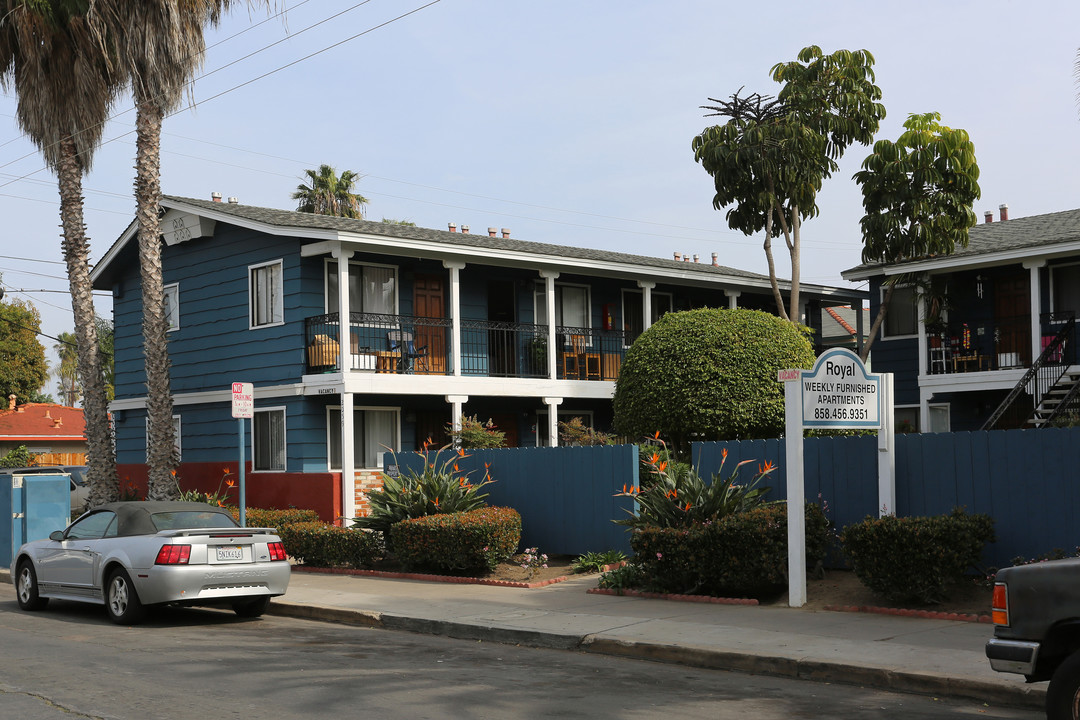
[135,99,178,501]
[57,137,119,506]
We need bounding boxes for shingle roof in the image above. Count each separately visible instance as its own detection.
[843,207,1080,276]
[161,195,773,282]
[0,403,86,441]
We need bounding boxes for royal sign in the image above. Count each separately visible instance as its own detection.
[799,348,881,429]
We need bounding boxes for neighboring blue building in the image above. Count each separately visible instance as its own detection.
[91,195,865,520]
[842,205,1080,434]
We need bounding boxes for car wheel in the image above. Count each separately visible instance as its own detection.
[105,568,145,625]
[15,560,49,611]
[232,596,271,618]
[1048,649,1080,719]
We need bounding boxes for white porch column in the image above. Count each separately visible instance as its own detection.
[637,280,655,331]
[724,289,741,310]
[446,395,469,448]
[916,290,927,378]
[543,396,563,447]
[1024,260,1045,364]
[443,260,466,377]
[333,247,356,521]
[540,270,559,380]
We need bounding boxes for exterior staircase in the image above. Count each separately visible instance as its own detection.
[1027,370,1080,427]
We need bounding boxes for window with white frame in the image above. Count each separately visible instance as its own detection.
[894,406,919,434]
[253,407,286,471]
[534,283,590,330]
[881,284,917,338]
[326,261,397,316]
[621,289,673,345]
[326,406,399,469]
[146,415,182,462]
[928,404,951,433]
[163,283,179,331]
[249,260,284,328]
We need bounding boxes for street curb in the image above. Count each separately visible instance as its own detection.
[291,565,572,589]
[266,599,1046,710]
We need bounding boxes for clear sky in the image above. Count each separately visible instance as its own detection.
[1,0,1078,390]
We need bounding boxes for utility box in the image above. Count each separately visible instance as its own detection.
[0,469,69,568]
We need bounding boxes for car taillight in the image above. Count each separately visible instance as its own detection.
[992,582,1009,626]
[267,542,287,562]
[155,544,192,565]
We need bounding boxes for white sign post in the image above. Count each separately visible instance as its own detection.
[231,382,253,527]
[779,348,891,607]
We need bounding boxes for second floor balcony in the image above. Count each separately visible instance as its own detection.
[305,313,627,381]
[925,312,1077,376]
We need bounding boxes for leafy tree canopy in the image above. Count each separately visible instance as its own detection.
[612,308,815,451]
[693,46,885,322]
[854,111,980,359]
[292,164,368,218]
[0,297,48,404]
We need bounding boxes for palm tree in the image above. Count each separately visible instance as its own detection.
[97,0,266,500]
[0,0,122,506]
[54,331,81,406]
[293,165,369,218]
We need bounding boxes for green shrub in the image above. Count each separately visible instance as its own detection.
[391,507,521,573]
[278,522,383,568]
[0,445,39,468]
[559,417,617,446]
[448,415,507,449]
[616,440,773,530]
[627,501,831,596]
[573,550,627,574]
[613,308,815,450]
[353,445,493,544]
[839,508,995,605]
[228,506,321,528]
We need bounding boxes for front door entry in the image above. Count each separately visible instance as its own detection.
[994,273,1030,368]
[413,274,446,374]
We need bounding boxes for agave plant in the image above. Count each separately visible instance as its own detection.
[352,443,494,542]
[616,439,773,530]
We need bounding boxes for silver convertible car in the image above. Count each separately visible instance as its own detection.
[11,501,291,624]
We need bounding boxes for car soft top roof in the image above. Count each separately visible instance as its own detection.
[90,501,237,536]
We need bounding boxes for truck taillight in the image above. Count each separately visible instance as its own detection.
[992,582,1009,626]
[267,542,287,562]
[155,544,191,565]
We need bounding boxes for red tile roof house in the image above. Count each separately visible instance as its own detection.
[0,395,87,466]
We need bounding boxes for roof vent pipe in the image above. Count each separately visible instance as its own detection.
[711,252,719,266]
[211,192,222,202]
[984,211,993,224]
[501,228,510,238]
[684,255,690,262]
[674,252,682,261]
[448,223,457,233]
[488,227,497,237]
[693,254,699,263]
[1000,204,1009,222]
[461,225,470,234]
[228,197,238,204]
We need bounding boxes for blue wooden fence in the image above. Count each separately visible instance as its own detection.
[693,427,1080,569]
[386,445,638,556]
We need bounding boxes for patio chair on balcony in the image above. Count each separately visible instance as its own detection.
[388,330,429,374]
[561,334,585,379]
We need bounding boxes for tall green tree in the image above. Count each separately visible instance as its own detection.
[854,112,981,361]
[97,0,266,500]
[54,331,80,406]
[96,315,115,402]
[0,0,121,505]
[293,164,368,218]
[0,297,49,404]
[693,46,885,323]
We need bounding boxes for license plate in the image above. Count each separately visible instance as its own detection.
[215,546,245,562]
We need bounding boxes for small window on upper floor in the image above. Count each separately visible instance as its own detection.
[249,260,284,328]
[163,283,179,331]
[881,284,918,339]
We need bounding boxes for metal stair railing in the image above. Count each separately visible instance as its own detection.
[981,314,1076,430]
[1042,371,1080,426]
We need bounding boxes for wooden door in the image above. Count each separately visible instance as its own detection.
[413,274,447,374]
[994,273,1031,367]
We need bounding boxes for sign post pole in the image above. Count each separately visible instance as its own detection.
[779,348,889,608]
[231,382,254,527]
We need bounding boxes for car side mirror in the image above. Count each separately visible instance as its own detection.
[49,530,64,541]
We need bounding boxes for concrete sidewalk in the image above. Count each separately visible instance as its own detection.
[1,566,1043,710]
[272,569,1043,710]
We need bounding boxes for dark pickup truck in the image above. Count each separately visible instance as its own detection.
[987,558,1080,719]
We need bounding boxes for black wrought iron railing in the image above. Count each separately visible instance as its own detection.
[304,314,626,380]
[981,313,1076,430]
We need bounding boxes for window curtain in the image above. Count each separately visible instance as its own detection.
[254,410,285,471]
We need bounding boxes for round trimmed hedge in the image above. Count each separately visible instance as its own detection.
[612,308,814,448]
